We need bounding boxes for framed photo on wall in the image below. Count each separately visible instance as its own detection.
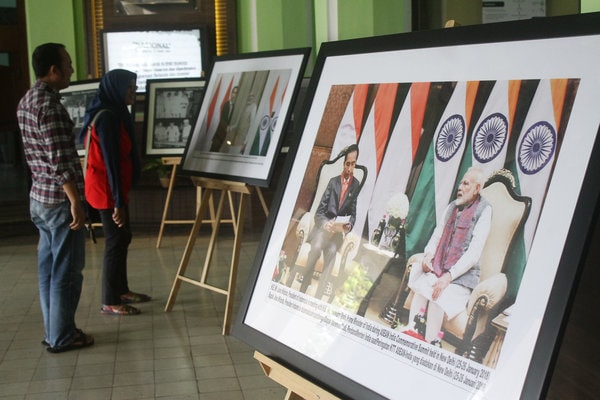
[179,48,311,187]
[59,79,100,156]
[143,78,206,157]
[232,13,600,400]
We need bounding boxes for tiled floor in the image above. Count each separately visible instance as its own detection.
[2,220,600,399]
[0,227,287,400]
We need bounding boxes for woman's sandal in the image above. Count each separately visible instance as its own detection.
[100,304,141,315]
[46,329,94,353]
[120,292,152,304]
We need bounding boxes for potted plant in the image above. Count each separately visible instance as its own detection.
[142,158,171,188]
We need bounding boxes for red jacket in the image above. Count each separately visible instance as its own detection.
[84,121,133,210]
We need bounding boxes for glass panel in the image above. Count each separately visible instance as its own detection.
[0,0,17,25]
[0,53,9,67]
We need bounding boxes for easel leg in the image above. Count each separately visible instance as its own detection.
[164,179,252,336]
[255,186,269,217]
[164,188,213,311]
[200,190,227,284]
[156,163,178,248]
[227,191,238,235]
[222,192,247,335]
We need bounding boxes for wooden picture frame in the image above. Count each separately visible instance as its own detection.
[232,13,600,400]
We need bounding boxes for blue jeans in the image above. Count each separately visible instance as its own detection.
[30,199,85,348]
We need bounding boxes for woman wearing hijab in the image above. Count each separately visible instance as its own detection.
[80,69,150,315]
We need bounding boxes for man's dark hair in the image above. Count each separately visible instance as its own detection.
[32,43,66,78]
[341,143,359,161]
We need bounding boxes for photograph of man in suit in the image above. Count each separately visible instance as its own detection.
[289,144,361,300]
[210,86,238,152]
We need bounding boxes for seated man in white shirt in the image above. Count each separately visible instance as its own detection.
[407,166,492,343]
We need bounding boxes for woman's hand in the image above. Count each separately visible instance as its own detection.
[112,207,126,227]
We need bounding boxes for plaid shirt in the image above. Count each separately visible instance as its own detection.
[17,80,84,205]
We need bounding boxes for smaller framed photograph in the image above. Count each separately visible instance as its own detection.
[143,78,206,157]
[180,47,311,187]
[60,79,100,156]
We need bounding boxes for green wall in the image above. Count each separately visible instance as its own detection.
[23,0,599,83]
[236,0,410,75]
[337,0,408,39]
[582,0,600,12]
[237,0,409,51]
[24,0,86,83]
[237,0,313,53]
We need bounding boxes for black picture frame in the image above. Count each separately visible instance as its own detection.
[143,77,206,157]
[59,79,101,157]
[232,13,600,400]
[179,47,311,187]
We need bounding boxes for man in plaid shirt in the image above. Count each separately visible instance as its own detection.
[17,43,94,353]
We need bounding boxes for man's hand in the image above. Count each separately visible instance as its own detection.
[63,180,85,230]
[432,272,452,301]
[69,202,86,230]
[342,223,351,233]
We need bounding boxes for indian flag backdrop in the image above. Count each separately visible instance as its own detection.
[511,79,565,254]
[432,81,471,221]
[499,78,576,303]
[247,70,291,156]
[456,80,517,182]
[406,82,455,257]
[265,71,290,154]
[405,81,470,257]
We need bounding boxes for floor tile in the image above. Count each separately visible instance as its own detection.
[0,231,289,400]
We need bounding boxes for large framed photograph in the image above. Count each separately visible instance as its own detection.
[233,13,600,400]
[179,48,311,187]
[143,78,206,157]
[60,79,100,156]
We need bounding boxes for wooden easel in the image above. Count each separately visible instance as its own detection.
[156,156,237,248]
[254,352,341,400]
[164,177,254,335]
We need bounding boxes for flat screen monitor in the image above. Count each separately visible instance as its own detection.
[101,27,208,93]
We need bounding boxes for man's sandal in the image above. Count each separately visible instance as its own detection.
[100,304,141,315]
[46,329,94,353]
[120,292,152,304]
